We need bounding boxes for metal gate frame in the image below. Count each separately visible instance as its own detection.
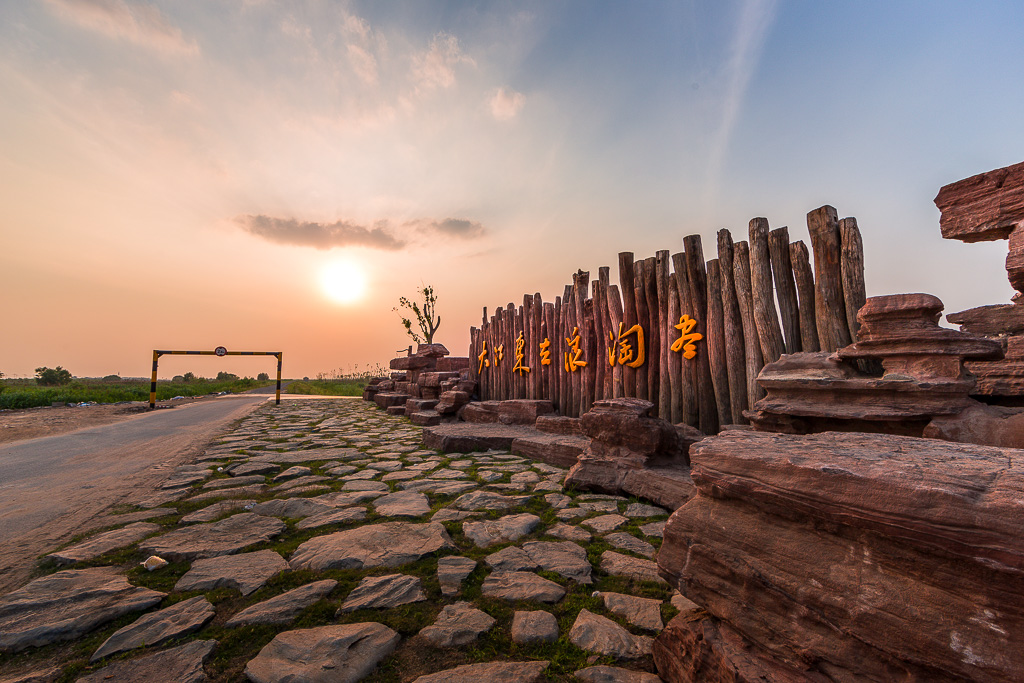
[149,349,282,409]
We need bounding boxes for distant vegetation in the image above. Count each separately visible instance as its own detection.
[286,365,385,397]
[0,374,273,410]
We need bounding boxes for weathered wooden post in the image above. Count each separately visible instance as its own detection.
[598,267,613,400]
[790,240,820,352]
[840,217,866,341]
[667,283,682,423]
[634,266,649,402]
[643,256,660,415]
[717,229,749,424]
[733,240,766,407]
[768,226,801,353]
[607,283,625,399]
[618,253,638,398]
[749,218,786,365]
[807,205,852,352]
[706,259,731,426]
[684,235,718,434]
[656,251,671,420]
[672,252,698,427]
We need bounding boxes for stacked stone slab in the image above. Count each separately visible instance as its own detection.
[370,344,475,419]
[654,429,1024,683]
[935,160,1024,402]
[746,293,1002,437]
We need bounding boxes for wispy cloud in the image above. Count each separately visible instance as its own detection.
[411,32,475,93]
[705,0,778,201]
[236,215,487,249]
[489,87,525,121]
[43,0,199,55]
[235,215,406,250]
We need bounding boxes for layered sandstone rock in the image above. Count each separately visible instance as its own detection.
[564,398,700,510]
[375,343,476,414]
[747,294,1002,436]
[655,429,1024,682]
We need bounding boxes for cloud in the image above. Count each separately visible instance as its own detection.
[235,215,406,250]
[411,32,475,92]
[407,218,486,239]
[43,0,199,55]
[489,87,525,121]
[348,44,379,85]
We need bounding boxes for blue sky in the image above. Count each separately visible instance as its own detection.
[1,0,1021,377]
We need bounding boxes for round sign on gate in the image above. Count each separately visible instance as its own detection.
[214,346,228,357]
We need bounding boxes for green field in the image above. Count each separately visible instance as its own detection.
[0,377,273,410]
[285,378,366,396]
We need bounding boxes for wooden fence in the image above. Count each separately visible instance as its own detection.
[468,205,866,432]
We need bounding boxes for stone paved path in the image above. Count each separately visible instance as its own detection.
[0,399,678,682]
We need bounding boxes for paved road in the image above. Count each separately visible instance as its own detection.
[0,394,267,592]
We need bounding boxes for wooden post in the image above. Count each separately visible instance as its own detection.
[733,240,766,407]
[643,256,660,415]
[706,259,731,426]
[532,293,543,399]
[562,285,575,416]
[574,270,590,416]
[790,241,820,352]
[592,280,605,404]
[768,226,801,354]
[506,303,516,399]
[656,251,671,421]
[633,265,649,402]
[583,297,595,414]
[748,218,786,365]
[672,252,698,428]
[717,230,748,424]
[519,298,529,399]
[684,235,718,434]
[807,205,852,352]
[606,284,625,398]
[544,302,555,405]
[667,283,682,423]
[618,253,638,398]
[553,296,563,411]
[598,267,613,400]
[840,217,866,341]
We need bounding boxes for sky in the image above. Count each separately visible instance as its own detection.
[2,0,1022,380]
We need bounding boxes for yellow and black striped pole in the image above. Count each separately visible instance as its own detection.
[149,349,283,409]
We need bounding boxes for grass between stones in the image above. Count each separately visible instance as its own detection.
[3,399,675,681]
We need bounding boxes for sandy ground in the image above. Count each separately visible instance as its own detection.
[0,399,208,445]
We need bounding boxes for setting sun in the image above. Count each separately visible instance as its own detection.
[320,261,367,304]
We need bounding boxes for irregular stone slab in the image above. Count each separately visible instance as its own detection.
[547,522,592,542]
[522,540,592,583]
[47,522,161,565]
[670,592,701,614]
[419,601,496,646]
[180,500,256,524]
[605,532,657,558]
[139,488,189,508]
[424,468,469,479]
[510,471,541,486]
[277,475,331,490]
[511,610,558,644]
[226,580,337,627]
[600,551,666,584]
[338,574,425,612]
[639,521,666,538]
[575,665,664,683]
[598,591,664,631]
[579,500,620,513]
[203,475,266,489]
[341,479,390,492]
[342,469,380,480]
[104,507,177,525]
[175,550,288,596]
[382,470,421,482]
[437,556,477,596]
[583,514,629,533]
[463,513,541,547]
[400,480,476,495]
[373,491,431,517]
[91,595,215,661]
[452,490,530,511]
[325,464,358,476]
[290,522,456,571]
[481,571,566,603]
[186,483,268,503]
[311,490,384,506]
[77,639,217,683]
[281,484,330,496]
[367,461,404,471]
[295,507,367,530]
[0,567,165,652]
[431,508,480,522]
[250,449,355,464]
[485,546,537,572]
[273,465,311,482]
[569,609,654,658]
[534,480,564,492]
[244,623,399,683]
[477,470,504,482]
[227,461,280,477]
[412,660,550,683]
[161,471,208,489]
[624,503,668,518]
[139,513,286,562]
[251,498,333,519]
[555,507,587,521]
[0,666,62,683]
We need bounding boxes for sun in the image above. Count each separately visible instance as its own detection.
[319,261,366,304]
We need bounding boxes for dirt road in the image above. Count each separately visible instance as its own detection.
[0,395,267,592]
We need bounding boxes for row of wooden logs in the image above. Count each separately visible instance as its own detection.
[468,205,866,431]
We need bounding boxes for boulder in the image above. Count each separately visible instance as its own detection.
[656,429,1024,682]
[422,423,538,452]
[435,390,470,415]
[511,432,588,468]
[460,399,554,424]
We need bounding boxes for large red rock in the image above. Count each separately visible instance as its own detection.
[460,400,554,425]
[947,303,1024,336]
[657,430,1024,682]
[924,402,1024,448]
